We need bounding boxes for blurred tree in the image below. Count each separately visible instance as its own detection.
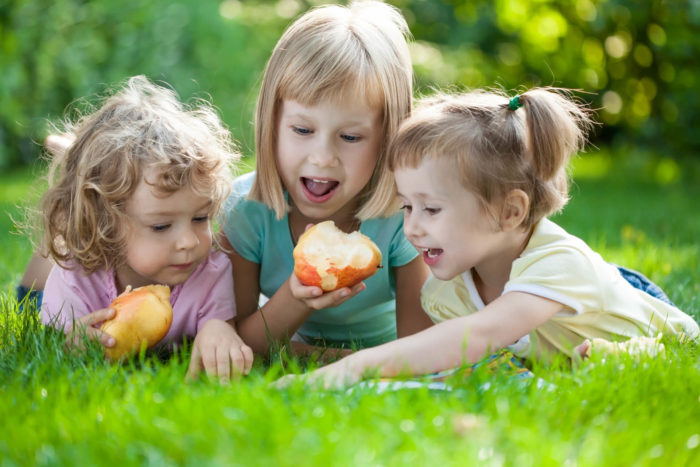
[0,0,698,169]
[395,0,700,159]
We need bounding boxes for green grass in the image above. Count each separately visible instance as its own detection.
[1,154,699,465]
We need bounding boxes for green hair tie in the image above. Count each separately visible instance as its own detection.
[508,95,522,111]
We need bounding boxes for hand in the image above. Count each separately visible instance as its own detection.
[276,353,365,390]
[45,133,74,156]
[186,319,254,383]
[288,273,366,311]
[65,307,117,350]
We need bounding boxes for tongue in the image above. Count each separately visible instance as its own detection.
[304,179,338,196]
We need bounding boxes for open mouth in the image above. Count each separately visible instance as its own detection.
[301,177,340,203]
[421,248,443,266]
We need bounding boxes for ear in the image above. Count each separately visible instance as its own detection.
[499,189,529,230]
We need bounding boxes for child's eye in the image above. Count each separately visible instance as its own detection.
[425,207,441,215]
[400,204,412,213]
[193,215,210,223]
[151,224,170,232]
[341,134,360,142]
[293,126,312,135]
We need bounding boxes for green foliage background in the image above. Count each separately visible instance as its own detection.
[1,0,699,169]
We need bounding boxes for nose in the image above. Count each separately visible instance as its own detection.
[176,226,200,251]
[308,136,338,168]
[402,211,423,242]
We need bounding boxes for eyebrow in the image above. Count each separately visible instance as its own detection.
[285,112,374,128]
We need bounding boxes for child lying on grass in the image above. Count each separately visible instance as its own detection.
[279,87,699,388]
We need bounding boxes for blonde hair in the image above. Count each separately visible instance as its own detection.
[41,75,240,273]
[250,0,413,220]
[388,88,593,229]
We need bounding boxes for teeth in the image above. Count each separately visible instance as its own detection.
[311,178,330,184]
[422,248,440,258]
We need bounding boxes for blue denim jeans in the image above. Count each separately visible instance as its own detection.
[615,265,674,306]
[15,285,43,312]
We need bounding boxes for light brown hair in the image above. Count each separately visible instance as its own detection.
[250,0,413,220]
[40,75,240,272]
[388,88,593,229]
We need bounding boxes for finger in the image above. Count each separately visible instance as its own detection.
[45,134,73,155]
[229,348,246,379]
[304,223,314,232]
[201,347,218,378]
[217,347,231,383]
[186,345,203,382]
[79,307,115,328]
[85,327,116,347]
[241,345,254,375]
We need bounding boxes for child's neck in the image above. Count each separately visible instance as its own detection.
[472,227,533,305]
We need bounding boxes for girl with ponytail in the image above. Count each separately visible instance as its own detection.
[282,87,699,388]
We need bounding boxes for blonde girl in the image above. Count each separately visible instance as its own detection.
[291,88,699,386]
[39,76,253,380]
[220,1,432,355]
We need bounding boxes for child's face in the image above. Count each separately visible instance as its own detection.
[394,158,501,281]
[117,168,213,289]
[276,95,383,221]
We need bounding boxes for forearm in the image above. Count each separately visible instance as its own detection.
[235,282,315,354]
[348,316,492,378]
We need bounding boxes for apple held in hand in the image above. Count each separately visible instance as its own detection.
[100,284,173,360]
[293,221,382,292]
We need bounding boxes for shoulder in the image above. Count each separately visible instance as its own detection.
[225,171,257,210]
[42,262,117,322]
[513,219,597,274]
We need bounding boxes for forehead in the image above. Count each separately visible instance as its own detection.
[126,169,209,214]
[394,158,465,199]
[281,74,384,113]
[280,96,382,125]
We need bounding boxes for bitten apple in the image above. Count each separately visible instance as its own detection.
[293,221,382,292]
[100,284,173,360]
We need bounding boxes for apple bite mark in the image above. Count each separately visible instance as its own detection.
[293,220,382,292]
[301,177,340,203]
[100,284,173,360]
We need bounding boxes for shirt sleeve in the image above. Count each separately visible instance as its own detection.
[191,251,237,332]
[504,246,602,316]
[40,264,113,332]
[221,173,266,264]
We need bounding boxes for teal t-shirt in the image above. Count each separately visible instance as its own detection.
[222,172,418,348]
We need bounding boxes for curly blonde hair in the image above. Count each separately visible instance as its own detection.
[250,0,413,220]
[388,88,594,229]
[41,75,240,272]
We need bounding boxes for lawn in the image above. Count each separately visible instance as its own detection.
[1,153,699,465]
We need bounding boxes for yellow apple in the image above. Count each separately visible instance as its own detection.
[100,284,173,360]
[293,220,382,292]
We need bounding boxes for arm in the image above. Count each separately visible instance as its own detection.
[221,233,365,355]
[296,292,565,387]
[42,266,116,350]
[394,256,433,337]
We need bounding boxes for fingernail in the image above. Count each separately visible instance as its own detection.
[107,337,115,346]
[313,289,322,296]
[340,290,349,297]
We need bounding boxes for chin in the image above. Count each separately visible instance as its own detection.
[429,267,460,281]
